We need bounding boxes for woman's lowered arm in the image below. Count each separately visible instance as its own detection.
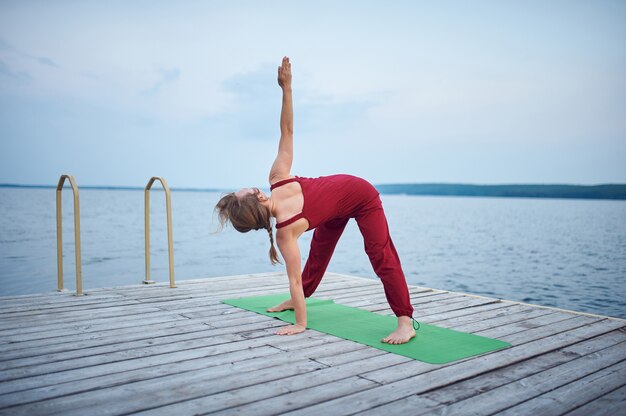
[275,230,307,335]
[269,56,293,183]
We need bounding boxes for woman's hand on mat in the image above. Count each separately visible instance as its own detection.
[276,324,306,336]
[277,56,291,89]
[267,299,294,312]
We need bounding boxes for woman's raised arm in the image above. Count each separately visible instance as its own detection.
[269,56,293,183]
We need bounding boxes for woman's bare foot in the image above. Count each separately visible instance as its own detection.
[267,298,294,312]
[382,316,416,344]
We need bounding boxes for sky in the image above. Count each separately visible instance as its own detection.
[0,0,625,189]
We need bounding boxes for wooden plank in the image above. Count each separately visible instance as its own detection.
[0,303,168,331]
[129,350,413,416]
[359,330,626,415]
[0,275,385,325]
[128,279,375,311]
[470,311,581,341]
[0,285,228,316]
[0,337,362,409]
[262,332,340,352]
[495,359,626,416]
[13,359,320,416]
[0,311,316,384]
[329,272,434,293]
[0,313,287,372]
[0,320,213,370]
[339,288,458,309]
[488,314,590,344]
[318,285,417,302]
[86,272,285,292]
[0,345,280,409]
[0,292,125,309]
[0,313,190,350]
[0,312,191,346]
[0,294,132,314]
[314,347,387,367]
[210,377,380,416]
[416,330,626,407]
[415,301,520,323]
[353,395,442,416]
[405,297,502,315]
[121,276,329,297]
[425,283,626,323]
[172,277,374,304]
[429,307,546,333]
[0,312,330,361]
[563,384,626,416]
[431,304,552,328]
[279,319,624,415]
[3,344,350,416]
[360,297,501,316]
[0,320,297,396]
[0,315,243,362]
[415,342,626,416]
[0,282,318,343]
[105,272,355,298]
[0,272,282,309]
[119,277,365,307]
[328,285,436,301]
[111,281,286,301]
[0,328,242,384]
[433,309,560,338]
[120,282,276,301]
[3,279,298,308]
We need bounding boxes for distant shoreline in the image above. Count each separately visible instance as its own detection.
[375,183,626,200]
[2,182,625,200]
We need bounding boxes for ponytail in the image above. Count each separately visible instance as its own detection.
[266,224,282,265]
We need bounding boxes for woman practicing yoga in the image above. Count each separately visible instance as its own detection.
[215,56,416,344]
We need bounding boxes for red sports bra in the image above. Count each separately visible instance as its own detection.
[270,177,308,229]
[269,174,380,232]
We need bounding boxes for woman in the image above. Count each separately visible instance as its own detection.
[215,56,416,344]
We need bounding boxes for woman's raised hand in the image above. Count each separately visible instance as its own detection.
[277,56,292,89]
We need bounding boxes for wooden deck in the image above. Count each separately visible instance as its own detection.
[0,272,624,416]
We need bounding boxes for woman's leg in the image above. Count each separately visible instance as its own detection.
[302,217,350,297]
[354,197,414,318]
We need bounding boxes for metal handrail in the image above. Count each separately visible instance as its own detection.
[56,175,83,296]
[144,176,176,288]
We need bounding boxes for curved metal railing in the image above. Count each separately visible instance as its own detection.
[56,174,83,296]
[144,176,176,288]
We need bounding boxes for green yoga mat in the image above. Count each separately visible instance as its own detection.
[222,293,511,364]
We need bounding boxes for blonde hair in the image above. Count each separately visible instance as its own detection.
[214,190,281,265]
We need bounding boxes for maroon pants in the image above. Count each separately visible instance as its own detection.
[301,196,414,318]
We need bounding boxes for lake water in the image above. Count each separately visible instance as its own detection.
[1,187,625,319]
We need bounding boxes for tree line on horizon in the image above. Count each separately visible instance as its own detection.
[374,183,626,200]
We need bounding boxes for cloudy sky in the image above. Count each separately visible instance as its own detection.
[1,0,624,189]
